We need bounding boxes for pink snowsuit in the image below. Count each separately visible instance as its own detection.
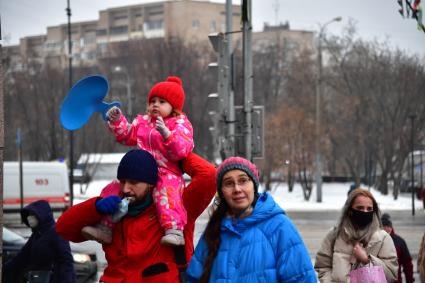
[108,113,194,231]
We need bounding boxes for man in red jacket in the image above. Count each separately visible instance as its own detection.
[56,149,216,282]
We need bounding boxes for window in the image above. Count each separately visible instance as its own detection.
[96,29,107,36]
[83,33,96,44]
[132,7,142,17]
[113,12,128,20]
[97,42,108,55]
[146,5,163,16]
[192,19,200,29]
[210,20,217,32]
[82,51,96,60]
[110,26,128,34]
[144,20,163,30]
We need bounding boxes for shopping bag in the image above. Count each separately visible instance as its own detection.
[349,263,387,283]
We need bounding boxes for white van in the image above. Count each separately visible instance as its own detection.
[3,162,70,212]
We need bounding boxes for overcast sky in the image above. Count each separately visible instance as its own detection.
[1,0,424,56]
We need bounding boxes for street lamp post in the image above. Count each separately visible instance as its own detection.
[315,17,342,203]
[113,66,132,119]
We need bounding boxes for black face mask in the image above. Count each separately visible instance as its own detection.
[350,208,374,228]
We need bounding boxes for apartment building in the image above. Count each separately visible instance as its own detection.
[4,0,315,70]
[3,35,47,72]
[6,0,241,69]
[253,23,315,61]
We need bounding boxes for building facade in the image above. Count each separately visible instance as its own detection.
[4,1,315,70]
[6,0,242,69]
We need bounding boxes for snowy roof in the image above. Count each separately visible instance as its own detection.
[77,153,126,165]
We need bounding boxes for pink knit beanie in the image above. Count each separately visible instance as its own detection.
[216,157,260,192]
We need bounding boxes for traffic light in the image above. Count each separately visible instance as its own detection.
[234,105,264,158]
[406,0,411,17]
[208,32,229,109]
[208,32,233,158]
[398,0,405,17]
[397,0,425,33]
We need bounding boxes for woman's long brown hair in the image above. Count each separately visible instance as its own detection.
[199,198,228,283]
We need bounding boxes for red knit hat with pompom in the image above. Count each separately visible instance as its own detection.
[148,76,185,111]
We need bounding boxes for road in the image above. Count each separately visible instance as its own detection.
[5,208,424,282]
[194,208,425,282]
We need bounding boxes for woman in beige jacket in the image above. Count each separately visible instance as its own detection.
[314,188,398,282]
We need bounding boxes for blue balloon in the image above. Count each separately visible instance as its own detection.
[59,75,120,131]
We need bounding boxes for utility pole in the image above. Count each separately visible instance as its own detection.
[409,114,416,216]
[0,22,4,273]
[420,147,423,195]
[242,0,253,161]
[226,0,235,157]
[66,0,74,205]
[315,30,323,203]
[17,129,23,212]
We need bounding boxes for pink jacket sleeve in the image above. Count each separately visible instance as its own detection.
[107,114,138,146]
[163,114,194,162]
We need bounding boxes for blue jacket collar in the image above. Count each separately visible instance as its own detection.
[221,192,284,235]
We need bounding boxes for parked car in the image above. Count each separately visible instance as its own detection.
[2,227,98,283]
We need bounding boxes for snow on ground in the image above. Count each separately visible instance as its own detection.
[74,180,423,211]
[268,182,423,211]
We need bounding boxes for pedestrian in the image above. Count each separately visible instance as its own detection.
[347,183,357,196]
[381,213,415,283]
[86,76,193,247]
[418,232,425,283]
[186,156,317,282]
[56,149,216,282]
[3,200,75,283]
[314,188,398,282]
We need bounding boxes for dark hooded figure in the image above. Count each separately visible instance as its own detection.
[3,200,75,283]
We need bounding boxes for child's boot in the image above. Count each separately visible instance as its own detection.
[160,229,185,246]
[81,223,112,245]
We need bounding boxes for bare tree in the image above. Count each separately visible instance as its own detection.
[325,24,425,197]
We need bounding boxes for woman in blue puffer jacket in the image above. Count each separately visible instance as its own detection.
[186,157,316,283]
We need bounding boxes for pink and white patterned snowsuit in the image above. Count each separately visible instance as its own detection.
[108,113,194,231]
